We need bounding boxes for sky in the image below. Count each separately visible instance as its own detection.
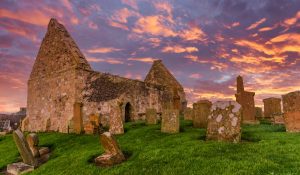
[0,0,299,113]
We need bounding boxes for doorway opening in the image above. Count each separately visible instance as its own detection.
[125,103,132,122]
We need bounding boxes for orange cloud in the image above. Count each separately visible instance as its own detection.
[284,11,300,26]
[87,47,123,53]
[246,18,267,30]
[133,15,176,37]
[128,57,158,63]
[108,21,129,30]
[235,39,276,55]
[111,8,140,24]
[0,9,50,26]
[162,45,198,53]
[179,26,206,42]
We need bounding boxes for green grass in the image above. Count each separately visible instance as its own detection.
[1,120,300,175]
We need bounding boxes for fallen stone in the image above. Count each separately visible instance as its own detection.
[206,101,242,143]
[95,132,125,166]
[26,133,40,158]
[7,162,34,175]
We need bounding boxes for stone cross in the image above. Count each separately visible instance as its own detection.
[12,129,38,167]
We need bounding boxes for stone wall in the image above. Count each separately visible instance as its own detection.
[282,91,300,132]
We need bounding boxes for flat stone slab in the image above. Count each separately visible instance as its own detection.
[7,162,34,175]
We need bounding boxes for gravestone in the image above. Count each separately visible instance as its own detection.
[193,100,212,128]
[95,132,125,166]
[73,102,83,134]
[206,101,242,143]
[146,108,157,125]
[282,91,300,132]
[26,133,40,158]
[12,129,38,167]
[109,107,124,135]
[263,97,282,120]
[183,108,193,121]
[161,109,179,133]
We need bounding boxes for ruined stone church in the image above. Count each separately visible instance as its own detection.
[24,19,186,133]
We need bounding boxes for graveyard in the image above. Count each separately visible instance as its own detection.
[1,119,300,175]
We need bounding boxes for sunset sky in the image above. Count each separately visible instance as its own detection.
[0,0,299,113]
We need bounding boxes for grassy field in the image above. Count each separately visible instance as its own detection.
[1,120,300,175]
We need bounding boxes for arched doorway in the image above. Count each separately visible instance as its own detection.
[125,102,132,122]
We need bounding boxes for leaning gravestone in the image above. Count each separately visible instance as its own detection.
[206,101,242,143]
[109,107,124,135]
[161,109,180,133]
[12,129,38,167]
[7,130,50,175]
[146,108,157,125]
[95,132,125,166]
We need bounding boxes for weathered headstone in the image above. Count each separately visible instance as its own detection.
[26,133,40,158]
[109,107,124,135]
[95,132,125,166]
[12,129,38,167]
[193,100,212,128]
[161,109,179,133]
[255,107,263,119]
[263,97,282,120]
[282,91,300,132]
[7,162,34,175]
[183,108,193,121]
[273,114,285,125]
[146,108,157,125]
[206,101,242,143]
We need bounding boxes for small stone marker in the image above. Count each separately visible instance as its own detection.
[161,109,179,133]
[273,115,285,125]
[12,129,38,167]
[193,100,212,128]
[282,91,300,132]
[95,132,125,166]
[183,108,193,120]
[146,108,157,125]
[206,101,242,143]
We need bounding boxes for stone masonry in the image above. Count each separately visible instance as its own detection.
[282,91,300,132]
[263,97,282,120]
[206,101,242,143]
[25,18,186,133]
[235,76,256,124]
[193,100,212,128]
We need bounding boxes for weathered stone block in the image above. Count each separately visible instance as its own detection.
[73,102,83,134]
[282,91,300,132]
[255,107,263,119]
[161,109,179,133]
[26,133,40,158]
[206,101,242,143]
[95,132,125,166]
[7,162,34,175]
[183,108,193,121]
[146,108,157,125]
[263,97,282,119]
[273,115,285,125]
[193,100,212,128]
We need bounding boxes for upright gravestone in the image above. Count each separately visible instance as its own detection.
[206,101,242,143]
[146,108,157,125]
[95,132,125,166]
[193,100,212,128]
[109,107,124,135]
[282,91,300,132]
[161,109,179,133]
[183,108,193,121]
